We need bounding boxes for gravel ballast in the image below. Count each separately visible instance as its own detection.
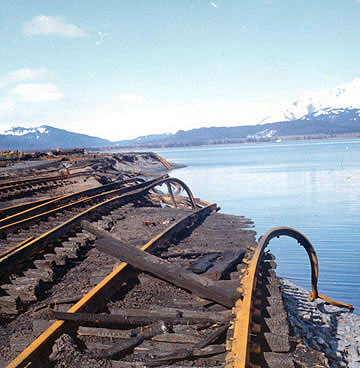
[280,278,360,368]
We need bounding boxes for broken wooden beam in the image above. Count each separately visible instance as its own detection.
[81,220,240,308]
[204,249,245,280]
[146,323,230,366]
[108,306,231,322]
[147,345,226,367]
[40,310,227,327]
[91,321,169,359]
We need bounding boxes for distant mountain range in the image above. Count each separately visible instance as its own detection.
[0,126,110,151]
[1,79,360,151]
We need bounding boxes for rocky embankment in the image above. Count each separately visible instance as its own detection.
[281,278,360,368]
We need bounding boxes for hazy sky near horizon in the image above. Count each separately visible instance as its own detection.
[1,0,360,140]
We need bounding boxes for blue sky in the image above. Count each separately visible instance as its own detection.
[1,0,360,140]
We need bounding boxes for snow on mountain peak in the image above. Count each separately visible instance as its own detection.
[284,78,360,121]
[2,126,49,136]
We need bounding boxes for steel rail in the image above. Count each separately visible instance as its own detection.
[0,168,61,183]
[0,236,35,259]
[151,152,172,170]
[7,203,217,368]
[0,178,163,272]
[147,177,198,210]
[0,171,92,191]
[149,194,214,209]
[256,227,353,310]
[227,226,353,368]
[0,195,67,220]
[0,177,198,275]
[0,176,165,237]
[0,175,149,228]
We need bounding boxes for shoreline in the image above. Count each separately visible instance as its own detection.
[280,278,360,367]
[102,133,360,152]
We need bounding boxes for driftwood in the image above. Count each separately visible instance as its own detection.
[41,310,225,326]
[146,323,230,366]
[81,221,239,308]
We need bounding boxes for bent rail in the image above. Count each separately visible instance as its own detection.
[258,227,353,310]
[227,226,353,368]
[147,177,198,210]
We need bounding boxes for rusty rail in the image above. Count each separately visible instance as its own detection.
[151,152,172,170]
[7,203,217,368]
[0,177,198,276]
[0,175,154,229]
[0,171,92,191]
[226,226,353,368]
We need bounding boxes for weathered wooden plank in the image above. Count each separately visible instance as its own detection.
[204,249,245,280]
[146,323,230,366]
[91,321,168,359]
[152,333,201,344]
[108,306,231,322]
[78,326,132,338]
[186,253,220,274]
[41,310,224,326]
[81,221,239,308]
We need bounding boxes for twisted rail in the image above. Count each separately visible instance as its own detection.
[258,227,353,310]
[227,226,353,368]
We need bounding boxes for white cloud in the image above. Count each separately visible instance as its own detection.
[23,15,87,38]
[113,94,143,105]
[0,68,50,88]
[210,2,218,8]
[0,98,16,117]
[11,83,64,102]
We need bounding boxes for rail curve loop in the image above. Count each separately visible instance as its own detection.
[228,226,353,368]
[147,177,198,210]
[258,226,353,311]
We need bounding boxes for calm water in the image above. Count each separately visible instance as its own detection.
[154,139,360,313]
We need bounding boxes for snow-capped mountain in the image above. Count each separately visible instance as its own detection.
[0,125,111,150]
[2,126,50,138]
[283,78,360,121]
[299,107,360,121]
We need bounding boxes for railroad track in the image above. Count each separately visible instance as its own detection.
[0,171,92,203]
[0,176,353,367]
[0,176,174,314]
